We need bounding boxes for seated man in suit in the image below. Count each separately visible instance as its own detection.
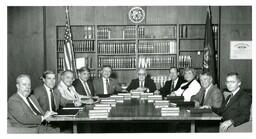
[56,70,94,104]
[8,74,58,133]
[212,72,252,132]
[33,71,82,113]
[73,67,97,98]
[171,68,201,101]
[93,65,122,95]
[154,67,186,97]
[126,68,156,93]
[191,72,223,109]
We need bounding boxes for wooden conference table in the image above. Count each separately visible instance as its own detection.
[48,99,222,133]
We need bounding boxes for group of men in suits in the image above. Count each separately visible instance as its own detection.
[8,65,252,133]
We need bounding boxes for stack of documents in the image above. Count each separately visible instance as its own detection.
[100,98,117,107]
[154,100,169,108]
[161,107,180,116]
[110,95,124,103]
[93,104,112,112]
[147,95,162,102]
[88,109,109,118]
[140,93,153,100]
[118,93,131,100]
[131,91,143,98]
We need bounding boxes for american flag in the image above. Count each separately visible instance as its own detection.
[63,6,77,77]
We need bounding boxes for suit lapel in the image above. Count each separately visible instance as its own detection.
[16,94,37,115]
[30,96,44,114]
[224,90,242,110]
[174,78,181,90]
[100,78,104,94]
[87,80,94,96]
[78,79,86,94]
[204,85,214,104]
[42,86,51,110]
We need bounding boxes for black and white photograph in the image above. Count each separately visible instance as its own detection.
[2,1,254,135]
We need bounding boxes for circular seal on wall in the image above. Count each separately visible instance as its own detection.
[128,7,145,24]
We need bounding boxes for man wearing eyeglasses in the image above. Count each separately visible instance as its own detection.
[126,68,156,92]
[212,72,252,132]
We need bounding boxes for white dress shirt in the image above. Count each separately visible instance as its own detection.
[102,77,109,94]
[44,84,53,112]
[204,84,212,99]
[79,78,91,96]
[172,78,179,88]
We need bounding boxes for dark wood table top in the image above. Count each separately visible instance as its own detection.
[48,99,222,122]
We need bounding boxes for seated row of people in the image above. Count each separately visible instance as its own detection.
[8,65,252,133]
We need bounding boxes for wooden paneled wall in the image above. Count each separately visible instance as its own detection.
[7,6,252,97]
[8,7,45,97]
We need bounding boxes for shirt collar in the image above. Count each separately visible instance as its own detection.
[173,77,178,83]
[17,92,27,101]
[205,84,212,92]
[232,87,240,96]
[44,84,52,92]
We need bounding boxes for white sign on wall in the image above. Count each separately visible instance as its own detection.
[230,41,252,60]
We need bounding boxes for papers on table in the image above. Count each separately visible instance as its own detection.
[161,107,180,116]
[154,100,169,108]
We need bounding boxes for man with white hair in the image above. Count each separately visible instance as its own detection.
[126,68,156,92]
[8,74,58,133]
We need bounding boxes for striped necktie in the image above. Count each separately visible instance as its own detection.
[26,96,43,116]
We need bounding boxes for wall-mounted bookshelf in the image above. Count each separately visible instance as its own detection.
[56,23,219,87]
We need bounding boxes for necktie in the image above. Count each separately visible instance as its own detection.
[170,81,175,92]
[106,79,110,94]
[225,93,233,106]
[26,97,43,116]
[83,81,91,96]
[50,89,56,111]
[68,87,78,99]
[200,89,206,106]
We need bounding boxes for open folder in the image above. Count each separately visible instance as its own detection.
[54,109,80,117]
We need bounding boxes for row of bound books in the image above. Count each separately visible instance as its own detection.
[98,57,136,69]
[57,40,94,52]
[138,41,176,54]
[84,26,95,39]
[98,42,136,54]
[151,75,171,88]
[178,55,192,68]
[138,56,176,69]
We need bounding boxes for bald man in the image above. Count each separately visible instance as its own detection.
[126,68,156,92]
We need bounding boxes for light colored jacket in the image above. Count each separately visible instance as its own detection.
[57,81,83,101]
[173,79,201,101]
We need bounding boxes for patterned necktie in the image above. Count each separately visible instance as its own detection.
[26,97,43,116]
[225,93,233,106]
[50,89,56,111]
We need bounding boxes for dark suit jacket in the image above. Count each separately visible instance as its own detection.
[93,77,122,95]
[159,77,186,97]
[212,89,252,127]
[33,85,70,112]
[8,93,44,128]
[73,79,95,96]
[190,84,223,108]
[126,77,157,92]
